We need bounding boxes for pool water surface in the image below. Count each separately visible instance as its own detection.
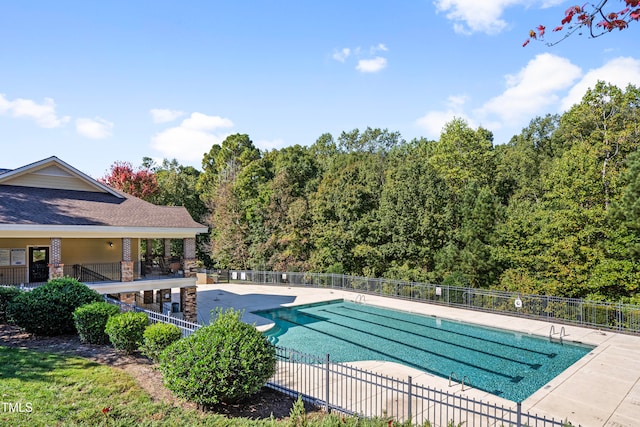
[254,300,593,402]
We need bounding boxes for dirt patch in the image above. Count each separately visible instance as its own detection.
[0,324,320,420]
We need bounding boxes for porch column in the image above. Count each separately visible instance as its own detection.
[119,292,136,304]
[164,239,171,265]
[121,237,134,282]
[145,239,153,259]
[183,237,197,278]
[180,286,197,322]
[48,237,64,280]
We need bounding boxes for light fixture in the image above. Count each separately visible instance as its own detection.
[107,241,113,247]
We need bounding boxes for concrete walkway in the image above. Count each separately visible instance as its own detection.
[197,283,640,427]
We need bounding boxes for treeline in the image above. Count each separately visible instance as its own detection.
[118,82,640,303]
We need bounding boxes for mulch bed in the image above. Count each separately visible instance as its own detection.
[0,323,320,420]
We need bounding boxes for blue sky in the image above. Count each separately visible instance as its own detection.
[1,1,639,179]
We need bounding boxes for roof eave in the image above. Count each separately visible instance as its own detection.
[0,224,209,239]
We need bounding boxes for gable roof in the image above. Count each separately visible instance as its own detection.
[0,156,122,197]
[0,157,208,239]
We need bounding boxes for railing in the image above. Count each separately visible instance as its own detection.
[104,296,199,337]
[271,347,569,427]
[109,297,574,426]
[230,270,640,336]
[0,266,27,286]
[64,263,121,282]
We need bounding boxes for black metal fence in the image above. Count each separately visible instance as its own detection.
[63,263,122,282]
[230,270,640,336]
[271,347,569,427]
[0,266,27,286]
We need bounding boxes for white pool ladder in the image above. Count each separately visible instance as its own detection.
[549,325,567,344]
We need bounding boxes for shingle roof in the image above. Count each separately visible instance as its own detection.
[0,184,206,230]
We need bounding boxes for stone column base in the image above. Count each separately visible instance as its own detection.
[48,263,64,280]
[181,286,197,323]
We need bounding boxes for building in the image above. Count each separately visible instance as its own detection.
[0,156,208,321]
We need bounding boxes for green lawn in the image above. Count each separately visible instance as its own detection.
[0,346,413,427]
[0,346,264,426]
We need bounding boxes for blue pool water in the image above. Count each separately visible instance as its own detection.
[254,300,593,402]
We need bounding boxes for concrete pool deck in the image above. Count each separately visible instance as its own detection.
[197,283,640,427]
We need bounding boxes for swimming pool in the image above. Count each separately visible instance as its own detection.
[254,300,593,402]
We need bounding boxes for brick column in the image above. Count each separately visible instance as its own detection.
[180,286,197,322]
[183,237,197,278]
[48,237,64,279]
[121,238,133,282]
[119,292,136,304]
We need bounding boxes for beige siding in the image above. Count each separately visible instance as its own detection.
[2,165,106,192]
[0,238,139,265]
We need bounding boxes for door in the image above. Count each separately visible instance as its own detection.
[29,247,49,283]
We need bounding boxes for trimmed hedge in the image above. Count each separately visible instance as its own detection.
[73,302,121,344]
[159,308,276,406]
[0,287,22,324]
[140,323,182,362]
[105,311,149,353]
[6,278,102,336]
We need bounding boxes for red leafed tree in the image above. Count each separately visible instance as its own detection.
[524,0,640,46]
[100,161,159,201]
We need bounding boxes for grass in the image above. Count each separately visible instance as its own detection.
[0,346,416,426]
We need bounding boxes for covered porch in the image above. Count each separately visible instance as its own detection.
[0,236,201,322]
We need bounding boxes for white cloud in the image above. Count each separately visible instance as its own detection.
[478,53,582,123]
[181,112,233,131]
[151,112,234,162]
[415,53,582,140]
[76,117,114,139]
[371,43,388,54]
[332,48,351,62]
[414,55,639,144]
[416,95,473,138]
[356,57,388,73]
[560,57,640,111]
[333,44,389,72]
[0,94,70,128]
[150,108,186,123]
[434,0,564,35]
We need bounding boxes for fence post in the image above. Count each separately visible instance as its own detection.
[325,354,330,413]
[407,375,412,423]
[516,401,522,427]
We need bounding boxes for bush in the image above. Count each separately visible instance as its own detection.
[73,302,121,344]
[0,287,23,324]
[6,278,102,336]
[140,322,182,362]
[105,311,149,353]
[159,308,276,406]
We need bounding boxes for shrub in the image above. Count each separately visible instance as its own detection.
[105,311,149,353]
[6,278,102,336]
[73,302,120,344]
[159,308,276,406]
[140,322,182,362]
[0,286,23,324]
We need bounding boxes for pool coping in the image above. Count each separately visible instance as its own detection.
[197,283,640,427]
